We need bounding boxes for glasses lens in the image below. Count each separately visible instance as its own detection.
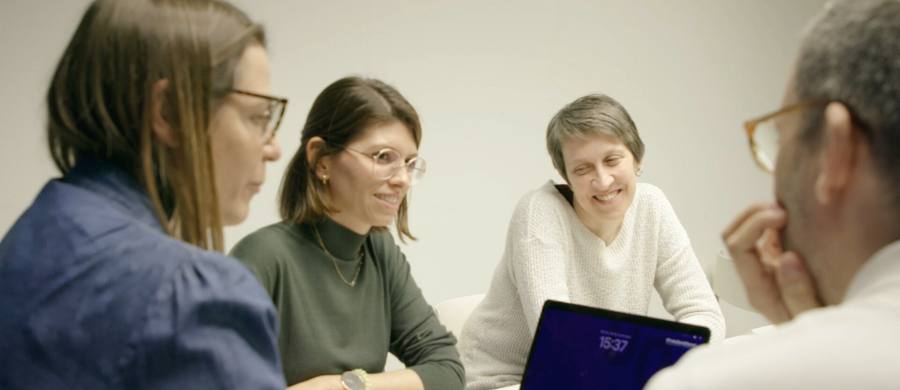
[752,119,780,172]
[408,158,426,183]
[264,100,284,140]
[371,149,402,179]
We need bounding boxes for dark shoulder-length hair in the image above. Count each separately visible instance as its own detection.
[46,0,265,251]
[279,76,422,241]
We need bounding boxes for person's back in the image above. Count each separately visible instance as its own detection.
[0,159,281,389]
[647,242,900,388]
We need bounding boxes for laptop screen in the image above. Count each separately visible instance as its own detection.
[521,300,710,390]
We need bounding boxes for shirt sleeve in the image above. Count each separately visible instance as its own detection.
[378,234,465,390]
[650,188,726,341]
[123,256,285,390]
[507,192,571,333]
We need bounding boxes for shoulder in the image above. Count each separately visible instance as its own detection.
[230,222,299,265]
[633,182,670,208]
[367,228,406,268]
[510,181,574,230]
[129,229,268,299]
[630,182,678,221]
[124,246,280,389]
[515,181,570,213]
[133,236,275,330]
[232,222,298,251]
[650,305,890,389]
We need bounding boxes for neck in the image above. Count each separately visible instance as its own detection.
[573,203,623,245]
[326,211,371,236]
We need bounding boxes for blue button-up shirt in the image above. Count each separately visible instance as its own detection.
[0,159,285,389]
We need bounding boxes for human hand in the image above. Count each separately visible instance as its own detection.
[722,203,823,324]
[287,374,344,390]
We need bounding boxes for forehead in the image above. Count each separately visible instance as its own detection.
[349,121,418,155]
[562,132,627,162]
[232,44,271,92]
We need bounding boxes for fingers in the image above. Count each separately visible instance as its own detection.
[723,206,787,256]
[722,203,773,240]
[775,251,823,318]
[722,204,791,323]
[756,228,783,270]
[736,257,793,324]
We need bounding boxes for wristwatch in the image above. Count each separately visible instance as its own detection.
[340,368,370,390]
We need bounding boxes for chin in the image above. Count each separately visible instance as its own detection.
[222,205,249,226]
[370,215,396,229]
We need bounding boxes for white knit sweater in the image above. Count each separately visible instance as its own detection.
[459,181,725,390]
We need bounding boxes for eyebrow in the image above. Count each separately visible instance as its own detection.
[368,145,419,158]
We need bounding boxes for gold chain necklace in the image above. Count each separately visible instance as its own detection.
[312,226,363,287]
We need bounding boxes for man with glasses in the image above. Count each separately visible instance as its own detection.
[647,0,900,388]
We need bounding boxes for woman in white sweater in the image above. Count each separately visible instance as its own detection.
[459,94,725,390]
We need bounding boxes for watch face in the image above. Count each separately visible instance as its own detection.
[341,371,364,390]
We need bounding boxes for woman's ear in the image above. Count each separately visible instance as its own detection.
[306,136,330,179]
[150,79,178,148]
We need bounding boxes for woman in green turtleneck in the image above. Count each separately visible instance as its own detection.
[230,76,463,390]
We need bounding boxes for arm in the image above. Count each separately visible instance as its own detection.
[655,244,726,341]
[287,371,424,390]
[651,190,726,341]
[380,234,464,390]
[126,258,285,389]
[507,194,571,333]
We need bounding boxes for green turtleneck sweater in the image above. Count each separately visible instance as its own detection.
[230,218,464,390]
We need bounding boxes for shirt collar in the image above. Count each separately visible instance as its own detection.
[307,217,368,261]
[63,157,162,230]
[844,240,900,301]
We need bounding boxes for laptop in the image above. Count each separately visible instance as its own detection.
[520,300,710,390]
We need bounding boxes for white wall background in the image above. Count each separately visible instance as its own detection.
[1,0,828,336]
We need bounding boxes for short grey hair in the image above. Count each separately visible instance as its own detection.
[546,94,645,181]
[794,0,900,202]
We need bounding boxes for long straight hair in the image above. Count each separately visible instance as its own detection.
[47,0,265,251]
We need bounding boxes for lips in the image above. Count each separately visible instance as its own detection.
[592,189,622,203]
[375,193,402,207]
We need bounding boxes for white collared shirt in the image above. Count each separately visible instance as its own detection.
[646,240,900,390]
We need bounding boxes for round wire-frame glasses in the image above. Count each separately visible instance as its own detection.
[336,143,427,184]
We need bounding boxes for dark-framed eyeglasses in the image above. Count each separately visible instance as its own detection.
[230,89,288,142]
[331,142,427,185]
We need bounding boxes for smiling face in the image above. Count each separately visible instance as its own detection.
[562,132,640,229]
[209,44,282,225]
[322,121,418,234]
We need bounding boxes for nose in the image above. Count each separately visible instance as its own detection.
[387,165,411,191]
[263,136,282,162]
[590,169,614,189]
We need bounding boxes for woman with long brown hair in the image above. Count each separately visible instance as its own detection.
[231,76,464,390]
[0,0,286,388]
